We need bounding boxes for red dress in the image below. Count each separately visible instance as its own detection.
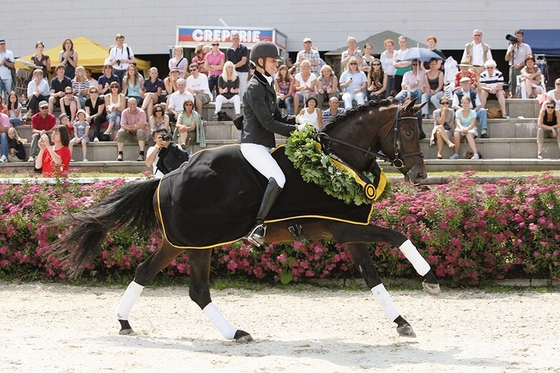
[41,146,71,177]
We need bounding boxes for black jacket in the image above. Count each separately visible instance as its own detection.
[239,70,296,148]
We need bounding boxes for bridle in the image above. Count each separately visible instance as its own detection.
[317,104,424,176]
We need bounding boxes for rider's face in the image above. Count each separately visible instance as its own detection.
[264,58,279,76]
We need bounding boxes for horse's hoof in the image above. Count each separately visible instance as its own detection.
[396,324,417,338]
[422,280,441,296]
[234,330,254,343]
[119,328,136,336]
[118,320,135,335]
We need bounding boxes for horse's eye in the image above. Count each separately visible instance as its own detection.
[404,130,413,138]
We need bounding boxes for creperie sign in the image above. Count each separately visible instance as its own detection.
[177,27,275,47]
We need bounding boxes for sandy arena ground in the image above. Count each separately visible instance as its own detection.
[1,282,559,373]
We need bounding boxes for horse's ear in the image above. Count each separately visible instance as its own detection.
[413,101,428,115]
[402,97,418,113]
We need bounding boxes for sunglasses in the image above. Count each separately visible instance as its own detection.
[547,106,555,109]
[412,64,418,66]
[440,102,449,105]
[350,62,358,65]
[372,63,381,66]
[154,109,163,112]
[65,92,72,95]
[189,69,197,72]
[40,107,48,110]
[90,90,98,93]
[212,43,219,46]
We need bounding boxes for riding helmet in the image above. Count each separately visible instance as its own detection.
[250,41,282,65]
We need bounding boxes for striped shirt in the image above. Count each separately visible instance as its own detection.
[480,70,504,89]
[72,79,90,95]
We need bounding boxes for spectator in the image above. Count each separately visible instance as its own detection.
[299,96,323,131]
[393,36,412,96]
[0,111,9,163]
[293,60,317,114]
[520,55,543,98]
[84,86,106,142]
[164,67,181,100]
[394,60,425,103]
[104,82,126,139]
[85,68,97,91]
[339,57,367,109]
[35,125,71,177]
[60,86,80,125]
[68,109,90,161]
[59,38,78,80]
[0,39,15,102]
[546,78,560,108]
[361,43,375,74]
[430,98,455,159]
[31,41,51,78]
[7,91,22,126]
[149,103,170,132]
[421,58,444,118]
[214,61,241,119]
[109,34,135,81]
[192,43,207,74]
[274,65,294,115]
[461,29,493,91]
[175,98,203,150]
[322,96,346,125]
[380,39,396,97]
[141,67,164,119]
[28,101,56,162]
[340,36,363,74]
[452,77,489,138]
[204,39,225,98]
[168,45,188,79]
[316,64,339,109]
[166,78,194,127]
[26,69,50,118]
[450,95,480,160]
[72,66,90,108]
[122,64,144,105]
[454,61,477,90]
[116,98,148,161]
[145,127,171,178]
[7,127,26,162]
[97,64,120,96]
[226,32,250,100]
[0,96,6,115]
[479,60,508,119]
[424,35,445,71]
[537,99,560,159]
[505,30,532,98]
[294,37,321,75]
[366,58,387,101]
[185,63,212,116]
[285,58,293,69]
[47,64,72,115]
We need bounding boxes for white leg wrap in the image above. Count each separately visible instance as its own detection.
[371,284,401,322]
[115,281,144,320]
[399,239,430,276]
[203,302,237,340]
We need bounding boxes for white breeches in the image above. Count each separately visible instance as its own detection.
[240,143,286,187]
[215,95,241,115]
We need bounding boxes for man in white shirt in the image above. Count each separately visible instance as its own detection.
[0,39,15,102]
[109,34,136,81]
[461,30,493,92]
[166,78,194,124]
[145,127,171,178]
[505,30,533,98]
[186,63,212,115]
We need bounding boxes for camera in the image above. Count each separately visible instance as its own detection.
[505,34,519,44]
[158,134,172,141]
[116,59,121,65]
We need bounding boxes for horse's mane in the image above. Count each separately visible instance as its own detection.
[326,98,395,132]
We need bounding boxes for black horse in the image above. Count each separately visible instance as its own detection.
[53,99,439,342]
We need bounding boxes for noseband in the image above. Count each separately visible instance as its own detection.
[317,105,424,176]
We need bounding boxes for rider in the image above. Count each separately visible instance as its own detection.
[240,41,306,246]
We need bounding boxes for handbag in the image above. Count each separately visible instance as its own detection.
[217,111,233,121]
[487,107,502,119]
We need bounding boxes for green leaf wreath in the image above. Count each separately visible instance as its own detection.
[285,126,388,206]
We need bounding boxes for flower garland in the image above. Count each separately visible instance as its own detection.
[285,126,387,206]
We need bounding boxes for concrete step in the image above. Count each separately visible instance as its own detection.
[420,118,539,139]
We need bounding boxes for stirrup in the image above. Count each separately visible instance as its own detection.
[247,224,266,246]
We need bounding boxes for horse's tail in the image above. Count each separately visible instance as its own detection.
[53,178,161,278]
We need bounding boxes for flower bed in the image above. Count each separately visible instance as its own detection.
[1,172,559,285]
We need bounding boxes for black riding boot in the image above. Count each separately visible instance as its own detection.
[247,177,282,246]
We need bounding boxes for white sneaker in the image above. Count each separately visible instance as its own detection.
[93,137,99,142]
[83,158,88,162]
[471,153,479,160]
[0,155,6,163]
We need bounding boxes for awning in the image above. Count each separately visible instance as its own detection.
[522,29,560,56]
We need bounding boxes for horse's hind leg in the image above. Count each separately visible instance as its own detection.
[186,249,253,343]
[116,239,183,335]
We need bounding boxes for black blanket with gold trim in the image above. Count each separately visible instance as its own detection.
[157,144,374,249]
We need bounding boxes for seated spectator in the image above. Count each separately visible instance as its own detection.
[546,78,560,108]
[421,58,444,118]
[141,67,164,119]
[0,112,9,163]
[116,98,148,161]
[26,69,50,118]
[164,67,181,100]
[168,45,188,79]
[479,60,508,119]
[166,78,194,128]
[394,60,425,103]
[28,102,56,162]
[35,125,71,177]
[450,96,480,160]
[68,109,90,161]
[322,96,346,126]
[60,86,80,125]
[185,63,212,116]
[452,77,489,138]
[97,64,120,96]
[293,60,317,114]
[520,55,543,98]
[7,91,22,126]
[84,86,107,142]
[122,64,144,105]
[204,39,225,98]
[146,126,171,178]
[86,68,97,91]
[274,65,294,115]
[316,65,339,109]
[454,61,477,90]
[149,103,170,132]
[104,82,126,139]
[7,127,26,162]
[339,57,367,109]
[366,58,387,101]
[46,64,72,115]
[175,98,203,150]
[214,61,241,119]
[72,66,90,108]
[430,98,455,159]
[536,99,560,159]
[299,96,323,131]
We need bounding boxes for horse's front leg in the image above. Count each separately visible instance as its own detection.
[186,249,253,343]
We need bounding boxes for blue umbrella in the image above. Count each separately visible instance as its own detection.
[395,47,444,62]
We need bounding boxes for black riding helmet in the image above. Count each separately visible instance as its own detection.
[250,41,281,76]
